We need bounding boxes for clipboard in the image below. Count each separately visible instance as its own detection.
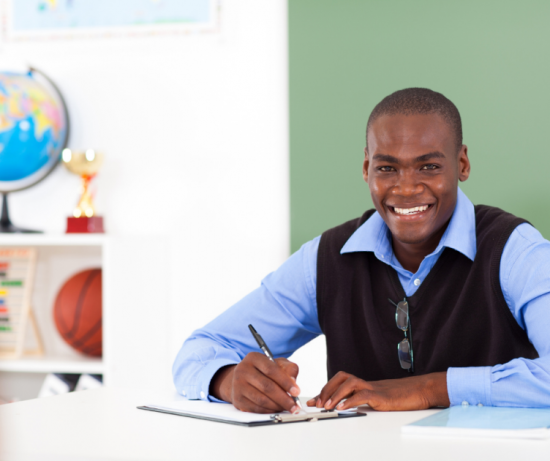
[137,400,366,427]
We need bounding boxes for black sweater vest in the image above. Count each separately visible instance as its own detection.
[317,205,538,381]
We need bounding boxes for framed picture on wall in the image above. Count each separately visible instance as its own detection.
[1,0,220,42]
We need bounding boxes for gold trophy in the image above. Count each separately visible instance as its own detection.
[62,148,105,233]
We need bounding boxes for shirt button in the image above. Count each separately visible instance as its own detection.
[477,403,483,407]
[182,391,186,397]
[462,401,469,406]
[200,391,206,399]
[380,254,384,259]
[414,278,421,286]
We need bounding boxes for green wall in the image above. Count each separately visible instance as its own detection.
[290,0,550,252]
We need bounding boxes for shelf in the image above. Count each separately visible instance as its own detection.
[0,355,104,374]
[0,234,107,246]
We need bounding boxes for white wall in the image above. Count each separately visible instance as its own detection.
[0,1,294,392]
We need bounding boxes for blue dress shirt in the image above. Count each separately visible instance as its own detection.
[173,188,550,407]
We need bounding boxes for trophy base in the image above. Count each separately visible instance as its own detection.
[66,216,105,234]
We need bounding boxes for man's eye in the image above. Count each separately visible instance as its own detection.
[421,164,438,170]
[378,166,395,172]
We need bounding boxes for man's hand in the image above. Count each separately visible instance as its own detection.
[306,371,450,411]
[210,352,301,414]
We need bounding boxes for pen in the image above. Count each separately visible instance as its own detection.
[248,324,304,413]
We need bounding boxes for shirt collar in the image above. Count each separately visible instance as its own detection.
[340,188,476,261]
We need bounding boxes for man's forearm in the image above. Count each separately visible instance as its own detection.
[425,371,450,407]
[210,365,236,402]
[172,335,241,400]
[447,357,550,408]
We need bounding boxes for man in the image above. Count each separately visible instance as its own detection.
[173,88,550,413]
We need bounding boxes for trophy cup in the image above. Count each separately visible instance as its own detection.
[62,148,105,233]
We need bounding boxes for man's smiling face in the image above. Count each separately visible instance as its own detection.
[364,113,470,253]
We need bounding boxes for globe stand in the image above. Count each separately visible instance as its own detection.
[0,194,42,234]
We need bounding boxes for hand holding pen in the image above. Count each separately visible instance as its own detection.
[248,324,304,414]
[209,326,303,414]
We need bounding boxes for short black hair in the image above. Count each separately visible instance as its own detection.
[366,88,462,151]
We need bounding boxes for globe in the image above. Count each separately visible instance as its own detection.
[0,68,69,232]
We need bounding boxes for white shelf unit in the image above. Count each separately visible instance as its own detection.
[0,234,108,247]
[0,355,104,374]
[0,234,108,400]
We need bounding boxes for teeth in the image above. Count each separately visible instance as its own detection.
[394,205,429,215]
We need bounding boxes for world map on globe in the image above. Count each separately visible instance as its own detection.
[0,71,68,191]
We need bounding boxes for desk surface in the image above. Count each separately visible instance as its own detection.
[1,387,549,461]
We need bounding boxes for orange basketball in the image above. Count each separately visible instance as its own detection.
[53,269,102,357]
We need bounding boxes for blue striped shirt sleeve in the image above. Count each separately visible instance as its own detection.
[447,223,550,407]
[172,236,322,401]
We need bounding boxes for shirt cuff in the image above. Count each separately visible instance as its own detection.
[447,367,493,407]
[193,358,238,403]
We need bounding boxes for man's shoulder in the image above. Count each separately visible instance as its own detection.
[317,209,378,260]
[474,204,531,239]
[474,204,529,226]
[473,205,533,259]
[321,209,377,239]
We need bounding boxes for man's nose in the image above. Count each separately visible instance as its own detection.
[392,171,423,196]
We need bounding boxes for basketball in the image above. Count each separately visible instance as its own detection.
[53,269,102,357]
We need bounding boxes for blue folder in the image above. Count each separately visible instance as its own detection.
[402,406,550,439]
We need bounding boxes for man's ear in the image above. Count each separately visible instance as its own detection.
[363,147,369,184]
[458,145,470,182]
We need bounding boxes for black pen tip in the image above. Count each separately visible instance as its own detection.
[248,324,257,334]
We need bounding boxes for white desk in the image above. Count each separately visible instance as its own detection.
[1,388,549,461]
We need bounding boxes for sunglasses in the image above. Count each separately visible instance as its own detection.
[389,298,414,373]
